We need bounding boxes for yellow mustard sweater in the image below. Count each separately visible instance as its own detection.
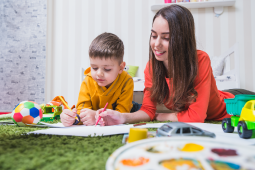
[76,67,134,114]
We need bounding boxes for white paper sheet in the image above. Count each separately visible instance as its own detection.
[28,123,165,136]
[0,113,11,119]
[188,123,255,145]
[28,123,255,145]
[27,122,68,128]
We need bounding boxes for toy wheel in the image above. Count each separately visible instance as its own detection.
[222,118,234,133]
[237,121,252,139]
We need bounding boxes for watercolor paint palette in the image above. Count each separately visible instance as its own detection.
[106,137,255,170]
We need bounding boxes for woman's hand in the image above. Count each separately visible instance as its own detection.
[60,108,77,126]
[95,109,125,126]
[155,112,178,122]
[80,109,96,126]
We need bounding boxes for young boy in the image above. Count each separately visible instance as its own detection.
[60,33,134,126]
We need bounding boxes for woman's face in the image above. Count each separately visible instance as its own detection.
[150,15,169,67]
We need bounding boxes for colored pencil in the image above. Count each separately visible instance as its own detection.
[133,123,147,127]
[95,102,108,126]
[58,96,71,110]
[58,96,79,122]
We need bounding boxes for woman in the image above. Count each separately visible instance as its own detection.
[95,5,253,125]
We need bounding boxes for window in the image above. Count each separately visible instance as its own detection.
[245,102,252,110]
[45,107,54,114]
[160,124,172,132]
[192,128,202,134]
[176,128,181,134]
[182,127,191,134]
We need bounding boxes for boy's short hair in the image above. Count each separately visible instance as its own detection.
[89,33,124,64]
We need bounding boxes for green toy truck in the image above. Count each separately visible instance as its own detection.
[40,104,62,122]
[222,94,255,139]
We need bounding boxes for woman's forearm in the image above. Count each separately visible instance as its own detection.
[122,110,151,124]
[155,112,178,122]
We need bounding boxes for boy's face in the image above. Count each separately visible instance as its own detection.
[90,57,125,88]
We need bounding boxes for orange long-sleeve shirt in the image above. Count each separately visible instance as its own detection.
[140,50,234,122]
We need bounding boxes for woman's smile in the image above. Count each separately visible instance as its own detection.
[154,50,166,56]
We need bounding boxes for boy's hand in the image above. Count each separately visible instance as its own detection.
[80,108,96,126]
[60,108,77,127]
[95,109,125,126]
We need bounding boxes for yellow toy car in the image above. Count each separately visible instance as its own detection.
[222,95,255,139]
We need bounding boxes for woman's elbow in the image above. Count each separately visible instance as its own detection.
[178,116,205,123]
[190,116,205,123]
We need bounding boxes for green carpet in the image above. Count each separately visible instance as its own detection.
[0,119,221,170]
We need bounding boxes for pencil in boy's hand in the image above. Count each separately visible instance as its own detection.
[71,105,76,110]
[58,96,71,110]
[95,102,108,126]
[58,96,79,122]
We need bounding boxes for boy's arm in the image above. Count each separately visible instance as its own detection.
[115,78,134,113]
[76,78,93,115]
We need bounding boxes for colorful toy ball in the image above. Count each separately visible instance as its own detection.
[11,101,43,127]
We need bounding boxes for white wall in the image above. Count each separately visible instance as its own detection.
[0,0,47,111]
[46,0,255,106]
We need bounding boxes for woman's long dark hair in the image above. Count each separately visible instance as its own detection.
[149,5,198,112]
